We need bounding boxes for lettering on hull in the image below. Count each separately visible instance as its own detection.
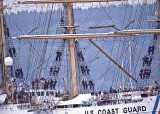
[123,106,146,113]
[84,106,146,114]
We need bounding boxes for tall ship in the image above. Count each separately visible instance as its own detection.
[0,0,160,113]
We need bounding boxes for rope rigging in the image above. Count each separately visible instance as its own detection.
[2,0,160,100]
[3,16,24,90]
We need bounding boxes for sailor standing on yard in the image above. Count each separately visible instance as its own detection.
[85,65,90,75]
[151,45,155,55]
[61,16,64,25]
[56,50,62,61]
[148,45,152,55]
[19,67,23,78]
[142,56,148,67]
[89,80,94,90]
[49,66,53,76]
[15,69,18,78]
[9,47,12,57]
[148,56,152,66]
[6,28,10,37]
[53,79,57,89]
[154,33,158,40]
[12,46,16,56]
[139,68,144,79]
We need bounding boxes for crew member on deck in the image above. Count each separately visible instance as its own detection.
[35,78,39,89]
[44,80,49,89]
[102,90,108,102]
[110,86,113,93]
[31,79,35,89]
[50,79,54,90]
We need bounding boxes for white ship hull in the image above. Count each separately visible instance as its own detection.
[0,95,159,114]
[0,94,7,104]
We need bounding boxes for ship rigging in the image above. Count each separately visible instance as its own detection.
[0,0,160,114]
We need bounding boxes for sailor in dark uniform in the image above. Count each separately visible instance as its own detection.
[9,47,12,57]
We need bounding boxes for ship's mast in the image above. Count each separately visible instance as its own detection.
[0,0,8,94]
[157,0,160,19]
[64,3,78,97]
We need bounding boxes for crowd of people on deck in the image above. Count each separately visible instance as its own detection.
[90,84,160,102]
[44,79,57,90]
[31,78,57,90]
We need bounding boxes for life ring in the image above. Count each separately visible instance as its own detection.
[102,95,107,101]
